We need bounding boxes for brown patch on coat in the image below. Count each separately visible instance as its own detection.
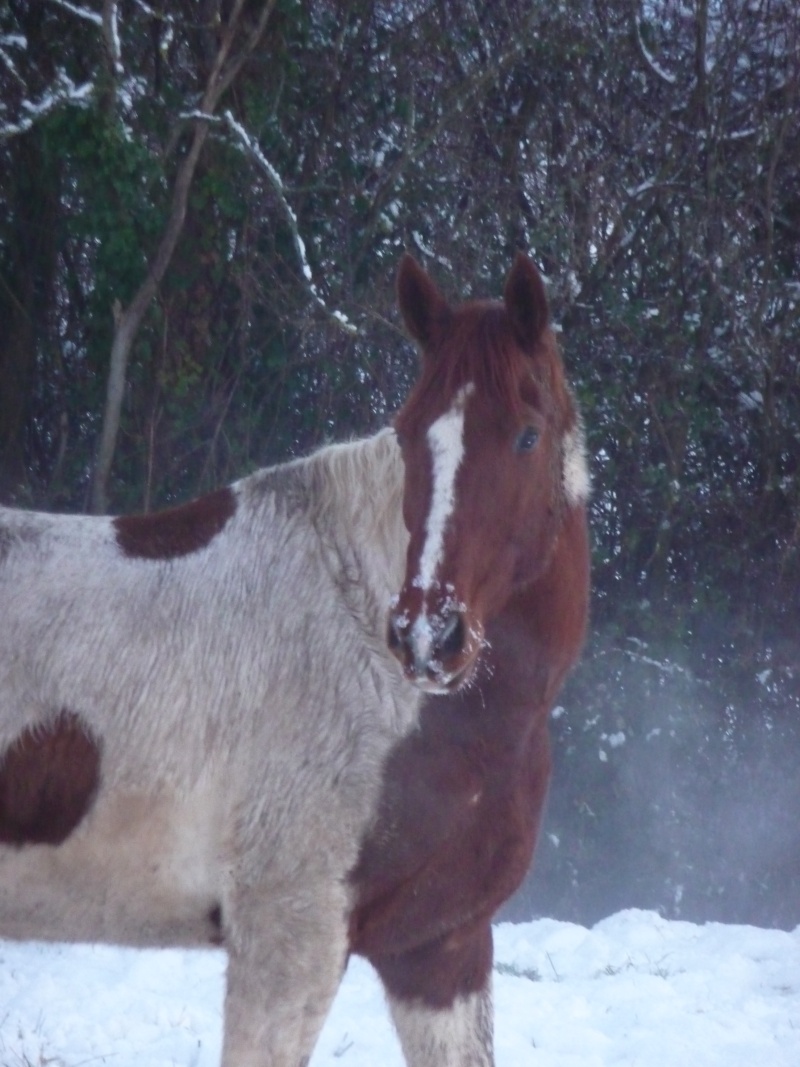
[0,710,102,846]
[114,487,236,561]
[348,685,553,962]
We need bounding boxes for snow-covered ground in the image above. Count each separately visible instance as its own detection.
[1,909,798,1066]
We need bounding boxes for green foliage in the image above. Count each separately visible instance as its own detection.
[43,107,164,305]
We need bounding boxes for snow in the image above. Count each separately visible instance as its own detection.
[738,390,764,411]
[49,0,104,27]
[634,21,677,86]
[1,73,94,139]
[1,909,798,1066]
[105,0,123,79]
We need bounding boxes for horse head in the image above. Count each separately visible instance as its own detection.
[388,252,589,692]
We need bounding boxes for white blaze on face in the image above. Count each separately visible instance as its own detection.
[562,417,591,505]
[417,383,474,594]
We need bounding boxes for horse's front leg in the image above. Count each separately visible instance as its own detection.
[375,922,494,1067]
[220,880,349,1067]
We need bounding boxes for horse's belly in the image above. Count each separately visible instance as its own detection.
[0,785,224,947]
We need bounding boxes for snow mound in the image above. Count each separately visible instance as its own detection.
[0,910,797,1066]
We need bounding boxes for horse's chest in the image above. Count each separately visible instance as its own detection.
[349,712,547,959]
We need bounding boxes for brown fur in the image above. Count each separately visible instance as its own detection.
[0,710,102,846]
[394,305,532,430]
[114,486,236,560]
[394,253,555,432]
[350,506,590,1005]
[354,256,591,1037]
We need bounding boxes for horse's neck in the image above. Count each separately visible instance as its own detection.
[484,504,590,715]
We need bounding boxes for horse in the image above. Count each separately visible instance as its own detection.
[0,251,589,1067]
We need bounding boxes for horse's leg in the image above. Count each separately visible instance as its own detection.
[220,880,349,1067]
[388,987,493,1067]
[375,922,494,1067]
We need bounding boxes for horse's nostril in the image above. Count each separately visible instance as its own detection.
[388,613,411,655]
[387,616,402,651]
[436,612,465,660]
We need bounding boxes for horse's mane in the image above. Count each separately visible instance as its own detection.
[306,429,403,532]
[240,430,405,592]
[304,430,407,605]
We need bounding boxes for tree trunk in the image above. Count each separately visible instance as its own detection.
[90,0,277,514]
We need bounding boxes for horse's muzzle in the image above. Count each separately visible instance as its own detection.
[387,605,480,693]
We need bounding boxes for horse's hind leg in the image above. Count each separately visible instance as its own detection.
[375,922,494,1067]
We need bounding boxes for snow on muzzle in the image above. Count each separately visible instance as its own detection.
[387,585,485,693]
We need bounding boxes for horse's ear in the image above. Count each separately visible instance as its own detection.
[504,253,550,352]
[397,253,450,348]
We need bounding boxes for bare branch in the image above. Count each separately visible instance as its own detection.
[221,110,359,336]
[1,3,105,141]
[0,34,27,86]
[633,12,677,86]
[357,32,528,264]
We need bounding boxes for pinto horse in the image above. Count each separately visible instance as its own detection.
[0,253,589,1066]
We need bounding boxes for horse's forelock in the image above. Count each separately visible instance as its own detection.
[396,301,561,431]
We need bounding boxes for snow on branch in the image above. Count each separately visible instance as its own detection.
[1,2,106,140]
[130,0,176,38]
[220,110,359,336]
[635,19,677,86]
[0,34,27,85]
[48,0,103,26]
[103,0,123,79]
[0,72,94,140]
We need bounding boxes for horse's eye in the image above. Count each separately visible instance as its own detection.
[516,426,539,453]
